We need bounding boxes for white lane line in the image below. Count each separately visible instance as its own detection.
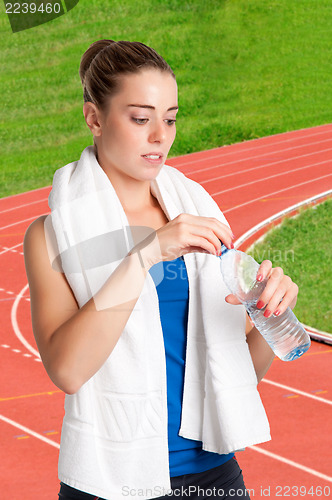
[0,414,60,449]
[198,147,332,184]
[1,343,35,360]
[0,214,46,231]
[0,243,23,256]
[11,283,40,359]
[0,185,50,202]
[262,378,332,406]
[235,190,332,249]
[210,158,332,196]
[0,197,48,215]
[184,138,332,176]
[248,445,332,483]
[173,126,332,168]
[0,297,28,303]
[303,324,332,345]
[222,173,332,213]
[0,286,30,302]
[0,286,30,300]
[173,127,332,168]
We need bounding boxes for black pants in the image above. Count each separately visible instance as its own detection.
[58,456,250,499]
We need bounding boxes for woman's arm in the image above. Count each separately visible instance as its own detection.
[24,216,151,395]
[245,314,275,383]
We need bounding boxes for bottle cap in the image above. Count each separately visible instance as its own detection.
[219,240,230,256]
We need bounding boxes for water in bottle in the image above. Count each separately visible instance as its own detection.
[219,245,311,361]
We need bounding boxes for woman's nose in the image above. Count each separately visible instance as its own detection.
[149,121,166,143]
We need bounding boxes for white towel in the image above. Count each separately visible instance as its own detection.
[48,146,271,500]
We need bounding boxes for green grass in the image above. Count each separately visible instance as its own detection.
[1,0,332,196]
[247,199,332,333]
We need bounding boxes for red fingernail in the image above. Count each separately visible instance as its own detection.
[256,300,265,309]
[264,309,271,318]
[274,309,280,316]
[256,274,263,282]
[230,242,234,249]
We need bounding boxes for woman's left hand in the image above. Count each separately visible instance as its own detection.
[225,260,299,317]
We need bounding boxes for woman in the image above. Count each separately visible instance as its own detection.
[24,40,299,500]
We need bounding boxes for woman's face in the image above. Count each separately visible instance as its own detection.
[94,68,178,183]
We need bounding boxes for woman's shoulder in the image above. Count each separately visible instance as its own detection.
[24,215,48,241]
[24,214,50,242]
[23,214,53,262]
[23,215,49,264]
[24,214,62,272]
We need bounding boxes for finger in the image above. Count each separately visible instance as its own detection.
[204,217,234,251]
[185,234,219,256]
[256,259,273,282]
[176,219,220,256]
[225,294,242,305]
[189,223,231,255]
[257,268,288,317]
[256,266,284,309]
[202,218,234,253]
[192,227,224,255]
[263,278,293,318]
[176,214,234,255]
[273,282,299,317]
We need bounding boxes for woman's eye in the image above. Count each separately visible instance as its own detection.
[132,118,148,124]
[132,118,176,126]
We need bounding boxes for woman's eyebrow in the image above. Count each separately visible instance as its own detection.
[127,104,179,111]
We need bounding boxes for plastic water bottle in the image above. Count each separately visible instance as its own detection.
[219,245,311,361]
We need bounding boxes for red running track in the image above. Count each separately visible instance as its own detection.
[1,124,332,499]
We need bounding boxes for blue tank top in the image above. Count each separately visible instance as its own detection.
[149,256,234,477]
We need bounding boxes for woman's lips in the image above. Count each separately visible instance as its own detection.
[141,154,164,164]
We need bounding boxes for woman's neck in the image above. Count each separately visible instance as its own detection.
[95,148,157,213]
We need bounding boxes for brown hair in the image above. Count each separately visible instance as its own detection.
[79,39,176,113]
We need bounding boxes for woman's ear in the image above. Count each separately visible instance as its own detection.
[83,102,102,139]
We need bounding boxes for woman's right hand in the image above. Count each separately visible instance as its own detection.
[131,213,235,269]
